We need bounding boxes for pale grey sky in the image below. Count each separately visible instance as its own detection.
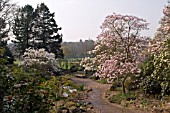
[12,0,167,42]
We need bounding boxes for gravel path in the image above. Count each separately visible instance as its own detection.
[71,77,148,113]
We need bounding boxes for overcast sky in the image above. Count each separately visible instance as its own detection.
[12,0,167,42]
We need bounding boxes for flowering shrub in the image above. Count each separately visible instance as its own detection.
[143,40,170,96]
[21,48,60,75]
[81,13,149,93]
[0,47,58,112]
[141,2,170,96]
[22,48,55,65]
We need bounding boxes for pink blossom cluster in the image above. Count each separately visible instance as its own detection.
[148,38,165,56]
[94,53,141,79]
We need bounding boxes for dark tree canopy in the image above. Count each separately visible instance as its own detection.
[0,0,16,63]
[12,5,34,55]
[13,3,63,58]
[0,0,16,47]
[32,3,63,58]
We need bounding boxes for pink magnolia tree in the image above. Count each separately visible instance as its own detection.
[81,13,149,93]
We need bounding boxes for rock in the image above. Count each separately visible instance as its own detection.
[80,106,86,112]
[69,89,77,93]
[152,108,163,113]
[164,103,170,109]
[57,108,69,113]
[71,108,82,113]
[69,106,77,112]
[87,105,93,109]
[86,87,92,92]
[163,108,170,113]
[85,102,91,105]
[62,109,69,113]
[58,100,65,106]
[87,108,92,111]
[87,107,95,113]
[65,101,76,107]
[63,92,69,97]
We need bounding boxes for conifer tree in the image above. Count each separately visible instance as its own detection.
[12,5,34,56]
[0,0,16,63]
[0,0,16,47]
[32,3,63,58]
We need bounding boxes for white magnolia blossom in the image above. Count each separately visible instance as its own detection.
[20,48,60,71]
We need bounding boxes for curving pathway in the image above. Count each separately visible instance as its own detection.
[71,77,148,113]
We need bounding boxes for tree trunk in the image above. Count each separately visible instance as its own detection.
[122,81,126,94]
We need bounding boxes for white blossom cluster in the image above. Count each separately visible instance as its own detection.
[21,48,56,67]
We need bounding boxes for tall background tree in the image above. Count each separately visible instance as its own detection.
[12,5,34,57]
[0,0,16,46]
[12,3,63,58]
[0,0,16,63]
[32,3,63,58]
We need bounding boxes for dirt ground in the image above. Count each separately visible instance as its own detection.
[71,77,149,113]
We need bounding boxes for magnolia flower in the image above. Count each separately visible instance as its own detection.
[20,48,60,72]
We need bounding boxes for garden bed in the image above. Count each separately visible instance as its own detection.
[105,88,170,113]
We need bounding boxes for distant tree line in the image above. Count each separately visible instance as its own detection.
[61,39,95,58]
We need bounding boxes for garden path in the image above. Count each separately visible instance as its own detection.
[71,77,148,113]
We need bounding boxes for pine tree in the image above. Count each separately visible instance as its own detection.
[12,5,34,56]
[0,18,8,46]
[32,3,63,58]
[0,0,16,63]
